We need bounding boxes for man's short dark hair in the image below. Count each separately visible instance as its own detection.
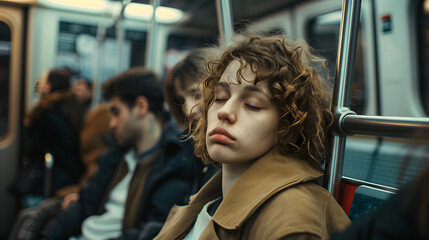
[102,67,164,119]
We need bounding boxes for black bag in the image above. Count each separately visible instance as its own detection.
[9,160,44,196]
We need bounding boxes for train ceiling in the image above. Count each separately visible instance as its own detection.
[122,0,303,29]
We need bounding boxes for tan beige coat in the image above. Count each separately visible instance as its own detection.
[155,152,350,240]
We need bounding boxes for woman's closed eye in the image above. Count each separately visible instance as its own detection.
[244,97,264,110]
[174,96,185,105]
[194,93,202,100]
[245,103,261,110]
[214,98,228,103]
[214,91,229,103]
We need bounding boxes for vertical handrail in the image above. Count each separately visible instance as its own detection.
[92,1,130,108]
[116,19,124,74]
[145,0,160,71]
[324,0,362,199]
[215,0,234,47]
[92,20,107,109]
[116,0,131,74]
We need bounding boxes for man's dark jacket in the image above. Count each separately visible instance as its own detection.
[42,122,201,239]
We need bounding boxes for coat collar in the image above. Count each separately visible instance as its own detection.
[190,152,323,230]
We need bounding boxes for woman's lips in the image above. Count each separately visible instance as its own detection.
[209,127,235,144]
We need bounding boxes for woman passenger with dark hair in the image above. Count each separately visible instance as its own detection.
[155,35,350,239]
[163,48,221,192]
[17,68,84,197]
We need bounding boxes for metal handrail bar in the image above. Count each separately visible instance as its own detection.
[215,0,233,47]
[324,0,362,198]
[342,115,429,139]
[342,176,399,193]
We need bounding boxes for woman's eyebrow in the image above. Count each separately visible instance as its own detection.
[243,85,272,100]
[187,88,199,94]
[217,81,271,98]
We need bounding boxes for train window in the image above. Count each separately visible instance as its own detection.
[418,0,429,115]
[163,33,216,74]
[57,21,146,82]
[307,11,366,114]
[0,21,11,137]
[258,27,285,37]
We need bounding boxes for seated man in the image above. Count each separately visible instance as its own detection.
[42,67,199,240]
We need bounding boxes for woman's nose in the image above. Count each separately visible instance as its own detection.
[184,100,195,118]
[217,100,236,124]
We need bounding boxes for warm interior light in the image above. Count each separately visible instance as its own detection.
[125,3,184,23]
[124,3,153,19]
[38,0,184,24]
[38,0,108,13]
[425,0,429,15]
[155,6,184,23]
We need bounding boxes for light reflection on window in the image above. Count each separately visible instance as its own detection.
[307,10,366,115]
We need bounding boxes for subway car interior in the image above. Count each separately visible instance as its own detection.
[1,0,429,238]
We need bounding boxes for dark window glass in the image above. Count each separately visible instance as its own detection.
[418,0,429,115]
[0,21,11,137]
[307,11,366,114]
[258,27,285,37]
[164,34,216,75]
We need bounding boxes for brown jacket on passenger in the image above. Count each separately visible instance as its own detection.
[78,104,111,186]
[155,152,350,240]
[55,104,111,196]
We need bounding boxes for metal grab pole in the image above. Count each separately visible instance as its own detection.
[116,0,131,74]
[92,22,107,109]
[324,0,362,198]
[215,0,234,47]
[92,1,129,108]
[145,0,160,71]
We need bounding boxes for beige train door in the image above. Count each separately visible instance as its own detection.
[0,3,25,237]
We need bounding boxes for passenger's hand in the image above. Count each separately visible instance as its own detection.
[61,192,79,210]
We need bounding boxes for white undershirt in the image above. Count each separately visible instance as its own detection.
[182,197,220,240]
[80,150,137,240]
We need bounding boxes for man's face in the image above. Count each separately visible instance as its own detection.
[108,96,140,148]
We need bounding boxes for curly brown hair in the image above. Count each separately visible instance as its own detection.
[192,35,333,166]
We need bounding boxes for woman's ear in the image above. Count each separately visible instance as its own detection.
[134,96,149,117]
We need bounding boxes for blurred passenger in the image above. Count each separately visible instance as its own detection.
[330,163,429,240]
[72,78,93,104]
[9,102,111,240]
[155,35,350,239]
[10,68,84,199]
[163,47,221,194]
[73,104,110,191]
[71,77,93,117]
[42,67,203,240]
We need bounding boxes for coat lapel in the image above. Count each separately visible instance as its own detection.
[212,152,323,230]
